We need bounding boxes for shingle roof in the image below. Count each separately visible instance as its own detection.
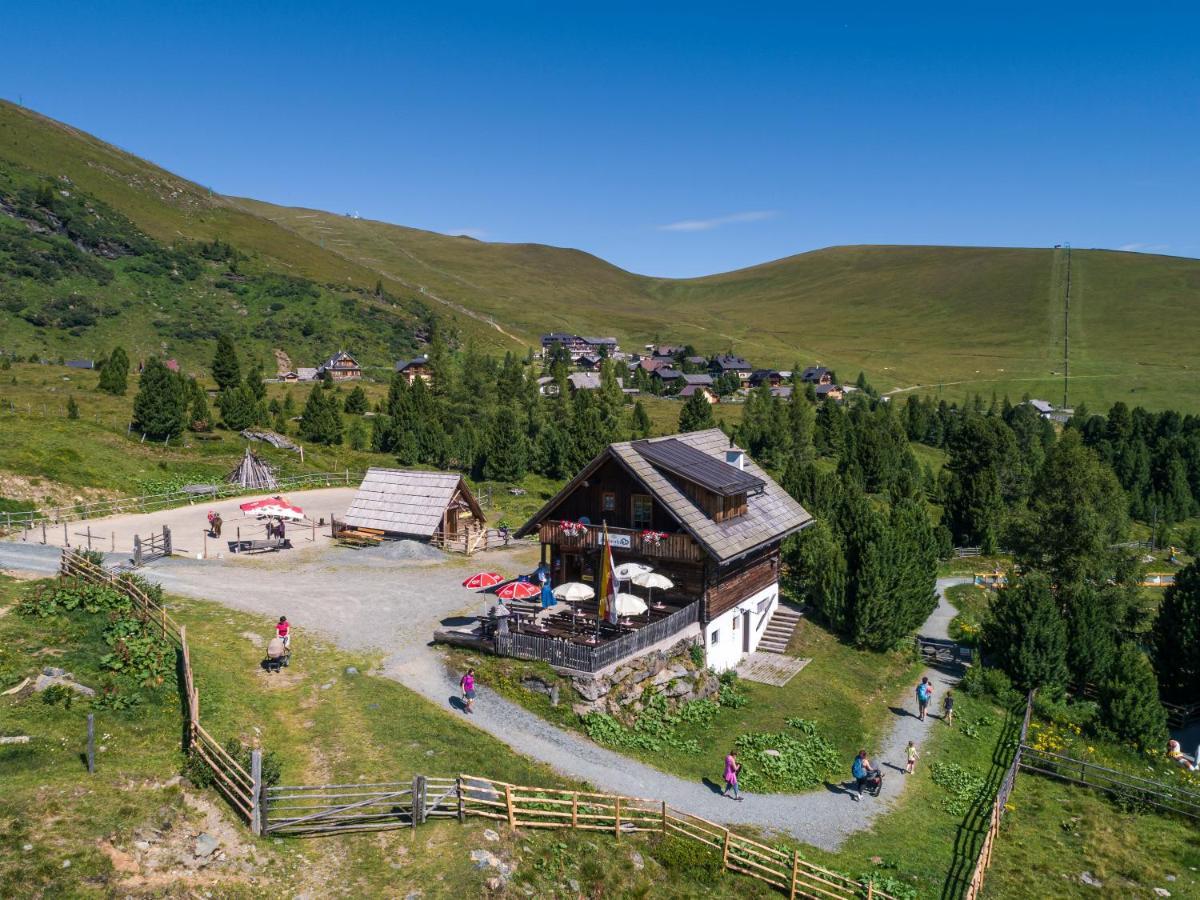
[395,355,429,371]
[713,355,752,370]
[343,468,483,537]
[680,373,713,386]
[517,429,812,563]
[633,438,764,497]
[568,372,602,390]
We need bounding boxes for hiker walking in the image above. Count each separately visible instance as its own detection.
[852,750,878,801]
[460,668,477,714]
[905,740,919,774]
[942,690,955,725]
[722,750,743,801]
[916,676,932,721]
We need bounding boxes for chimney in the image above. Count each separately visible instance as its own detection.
[725,449,745,471]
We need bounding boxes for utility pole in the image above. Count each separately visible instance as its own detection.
[1062,242,1072,410]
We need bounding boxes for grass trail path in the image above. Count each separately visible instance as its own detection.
[387,577,971,850]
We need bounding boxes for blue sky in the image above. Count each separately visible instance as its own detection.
[3,3,1197,277]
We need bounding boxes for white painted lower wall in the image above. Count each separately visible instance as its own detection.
[703,582,779,673]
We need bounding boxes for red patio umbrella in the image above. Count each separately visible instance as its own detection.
[462,572,504,590]
[495,581,541,601]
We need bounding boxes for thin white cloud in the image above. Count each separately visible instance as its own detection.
[1117,242,1169,254]
[448,228,488,239]
[657,210,778,233]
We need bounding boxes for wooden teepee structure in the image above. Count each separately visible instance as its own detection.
[227,448,277,490]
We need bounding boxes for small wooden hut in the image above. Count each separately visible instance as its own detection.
[341,468,486,550]
[227,449,278,490]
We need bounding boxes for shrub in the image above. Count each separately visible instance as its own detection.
[40,684,75,709]
[960,665,1021,707]
[185,737,281,789]
[688,644,704,668]
[647,835,724,880]
[733,719,841,792]
[930,761,987,815]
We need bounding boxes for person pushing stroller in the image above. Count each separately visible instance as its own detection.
[852,749,882,801]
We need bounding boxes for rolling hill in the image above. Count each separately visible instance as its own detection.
[3,99,1200,410]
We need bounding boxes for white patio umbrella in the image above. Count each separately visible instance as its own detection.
[613,592,648,618]
[612,561,651,588]
[631,571,674,609]
[553,582,594,633]
[553,582,595,602]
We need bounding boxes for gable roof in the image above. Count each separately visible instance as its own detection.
[320,350,359,370]
[517,429,811,564]
[679,384,715,398]
[580,336,618,346]
[395,354,430,371]
[568,372,602,390]
[654,367,683,380]
[680,373,713,386]
[801,366,830,381]
[343,468,483,537]
[713,355,752,370]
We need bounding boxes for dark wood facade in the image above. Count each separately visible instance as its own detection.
[533,457,782,625]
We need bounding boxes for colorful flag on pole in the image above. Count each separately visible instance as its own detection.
[598,525,618,624]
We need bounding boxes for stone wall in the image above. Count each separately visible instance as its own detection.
[567,638,718,721]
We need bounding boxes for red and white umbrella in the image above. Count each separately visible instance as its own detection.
[462,572,504,590]
[495,581,541,601]
[239,496,305,522]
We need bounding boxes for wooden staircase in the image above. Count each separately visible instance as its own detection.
[757,605,803,654]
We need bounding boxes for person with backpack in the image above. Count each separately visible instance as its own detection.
[722,750,743,801]
[852,750,878,801]
[916,676,933,721]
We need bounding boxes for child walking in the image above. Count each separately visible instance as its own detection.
[276,615,290,649]
[905,740,919,775]
[942,690,955,725]
[723,750,743,801]
[460,668,477,714]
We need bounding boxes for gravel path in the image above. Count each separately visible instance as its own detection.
[0,540,971,850]
[389,576,973,850]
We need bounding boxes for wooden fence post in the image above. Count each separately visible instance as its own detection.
[251,750,263,836]
[163,525,172,556]
[661,801,667,835]
[64,523,69,547]
[133,534,142,567]
[867,878,874,899]
[413,775,426,826]
[42,521,47,544]
[86,526,92,549]
[789,850,799,900]
[614,796,622,840]
[86,713,95,775]
[571,792,578,829]
[505,784,516,828]
[456,777,465,823]
[721,828,731,870]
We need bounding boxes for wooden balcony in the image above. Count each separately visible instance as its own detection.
[538,521,704,563]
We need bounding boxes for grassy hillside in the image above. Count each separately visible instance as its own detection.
[4,99,1200,410]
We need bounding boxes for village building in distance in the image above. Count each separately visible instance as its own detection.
[394,354,433,385]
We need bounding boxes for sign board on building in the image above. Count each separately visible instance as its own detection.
[598,531,632,549]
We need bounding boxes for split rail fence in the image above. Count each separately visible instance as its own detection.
[59,548,261,827]
[962,691,1034,900]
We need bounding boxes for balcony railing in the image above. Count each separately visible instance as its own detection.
[538,521,704,563]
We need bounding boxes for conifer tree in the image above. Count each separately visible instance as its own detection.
[132,358,187,440]
[782,521,847,631]
[66,395,79,420]
[298,383,343,445]
[211,333,241,392]
[630,400,651,440]
[678,389,716,432]
[244,362,267,402]
[97,346,129,395]
[1152,560,1200,703]
[189,391,211,432]
[483,406,529,481]
[344,385,368,415]
[1099,643,1168,750]
[1060,583,1118,693]
[982,572,1068,693]
[217,384,259,431]
[347,418,369,451]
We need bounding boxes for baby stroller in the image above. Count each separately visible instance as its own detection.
[863,769,883,797]
[263,636,291,674]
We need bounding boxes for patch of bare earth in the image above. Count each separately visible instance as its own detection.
[0,472,115,508]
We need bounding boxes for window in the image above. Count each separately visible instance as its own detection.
[602,492,616,512]
[732,615,739,632]
[632,494,653,529]
[710,628,720,646]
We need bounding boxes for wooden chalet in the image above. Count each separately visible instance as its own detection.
[516,429,812,671]
[342,468,486,550]
[317,351,362,381]
[395,354,433,385]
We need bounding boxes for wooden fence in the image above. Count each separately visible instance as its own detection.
[496,601,701,673]
[132,526,172,566]
[58,548,263,828]
[962,691,1034,900]
[1163,699,1200,729]
[1018,747,1200,820]
[4,470,367,532]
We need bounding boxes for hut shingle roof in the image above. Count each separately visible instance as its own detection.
[343,468,482,537]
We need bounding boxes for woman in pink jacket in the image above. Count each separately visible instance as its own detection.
[722,750,743,801]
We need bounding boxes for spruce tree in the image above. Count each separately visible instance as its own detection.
[678,389,716,432]
[630,400,651,440]
[66,395,79,420]
[189,391,211,432]
[245,362,267,402]
[1099,643,1168,750]
[132,358,187,440]
[1152,560,1200,703]
[344,385,368,415]
[212,333,241,392]
[298,383,343,445]
[782,521,847,631]
[982,572,1068,693]
[1060,583,1118,693]
[347,418,369,451]
[217,384,259,431]
[97,346,129,395]
[483,406,529,482]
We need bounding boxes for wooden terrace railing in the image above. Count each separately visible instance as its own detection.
[538,520,704,563]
